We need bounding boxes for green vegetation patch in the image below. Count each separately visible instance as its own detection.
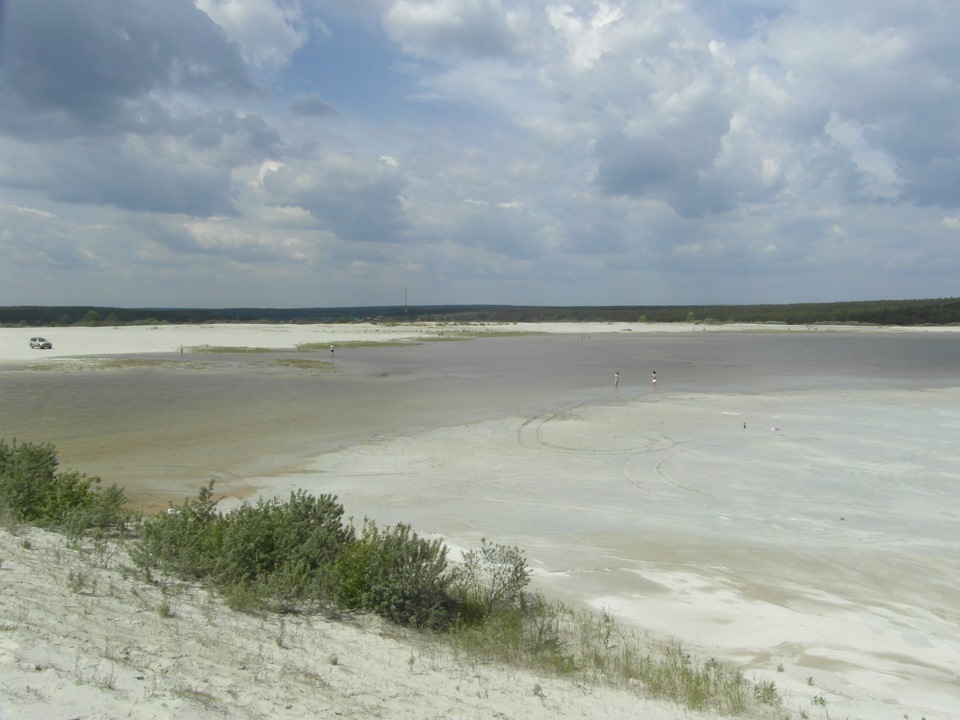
[412,335,472,342]
[24,358,211,372]
[22,362,72,372]
[189,345,279,353]
[419,330,546,340]
[0,439,129,533]
[272,358,335,370]
[94,358,178,369]
[296,340,416,350]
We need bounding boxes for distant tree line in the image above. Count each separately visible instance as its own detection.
[423,297,960,326]
[2,297,960,327]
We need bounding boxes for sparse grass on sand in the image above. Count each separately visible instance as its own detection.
[296,331,545,350]
[24,358,202,372]
[272,359,335,370]
[417,330,547,340]
[0,523,787,720]
[296,340,416,350]
[445,601,775,716]
[95,358,173,368]
[188,345,278,353]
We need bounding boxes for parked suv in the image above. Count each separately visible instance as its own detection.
[30,336,53,349]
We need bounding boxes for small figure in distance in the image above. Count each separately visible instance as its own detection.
[651,370,657,392]
[614,371,620,389]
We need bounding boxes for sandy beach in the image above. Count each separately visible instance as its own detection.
[1,321,959,719]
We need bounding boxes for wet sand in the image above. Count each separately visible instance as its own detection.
[293,386,960,719]
[2,323,960,718]
[5,325,958,510]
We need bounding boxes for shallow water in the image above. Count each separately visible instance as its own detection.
[1,332,958,508]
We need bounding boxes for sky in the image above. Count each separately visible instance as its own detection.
[1,0,959,309]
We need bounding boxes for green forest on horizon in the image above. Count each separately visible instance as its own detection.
[2,297,960,328]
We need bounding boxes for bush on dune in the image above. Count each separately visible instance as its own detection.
[333,520,456,628]
[130,483,531,630]
[129,480,224,581]
[451,537,531,621]
[131,484,351,612]
[0,439,127,532]
[0,441,533,628]
[215,491,350,611]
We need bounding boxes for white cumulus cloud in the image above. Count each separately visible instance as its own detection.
[196,0,308,67]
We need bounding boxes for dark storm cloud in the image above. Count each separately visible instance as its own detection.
[0,206,95,270]
[449,201,546,259]
[594,130,735,218]
[0,0,259,135]
[47,144,237,217]
[0,0,281,217]
[5,107,282,217]
[262,156,409,243]
[175,109,282,160]
[592,80,737,217]
[899,158,960,208]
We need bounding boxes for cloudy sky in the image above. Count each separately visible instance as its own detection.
[1,0,959,308]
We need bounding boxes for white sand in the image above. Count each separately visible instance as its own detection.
[0,527,708,720]
[1,322,958,720]
[2,319,942,363]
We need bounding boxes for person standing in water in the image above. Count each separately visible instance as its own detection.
[614,371,620,389]
[651,370,657,391]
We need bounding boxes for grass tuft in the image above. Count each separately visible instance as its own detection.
[445,600,769,715]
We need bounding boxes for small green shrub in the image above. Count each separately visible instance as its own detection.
[129,481,224,580]
[333,520,455,628]
[157,598,173,617]
[524,598,567,659]
[755,678,780,705]
[642,647,749,713]
[222,581,269,613]
[452,538,530,619]
[64,483,129,537]
[216,491,348,587]
[68,569,90,594]
[133,485,351,612]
